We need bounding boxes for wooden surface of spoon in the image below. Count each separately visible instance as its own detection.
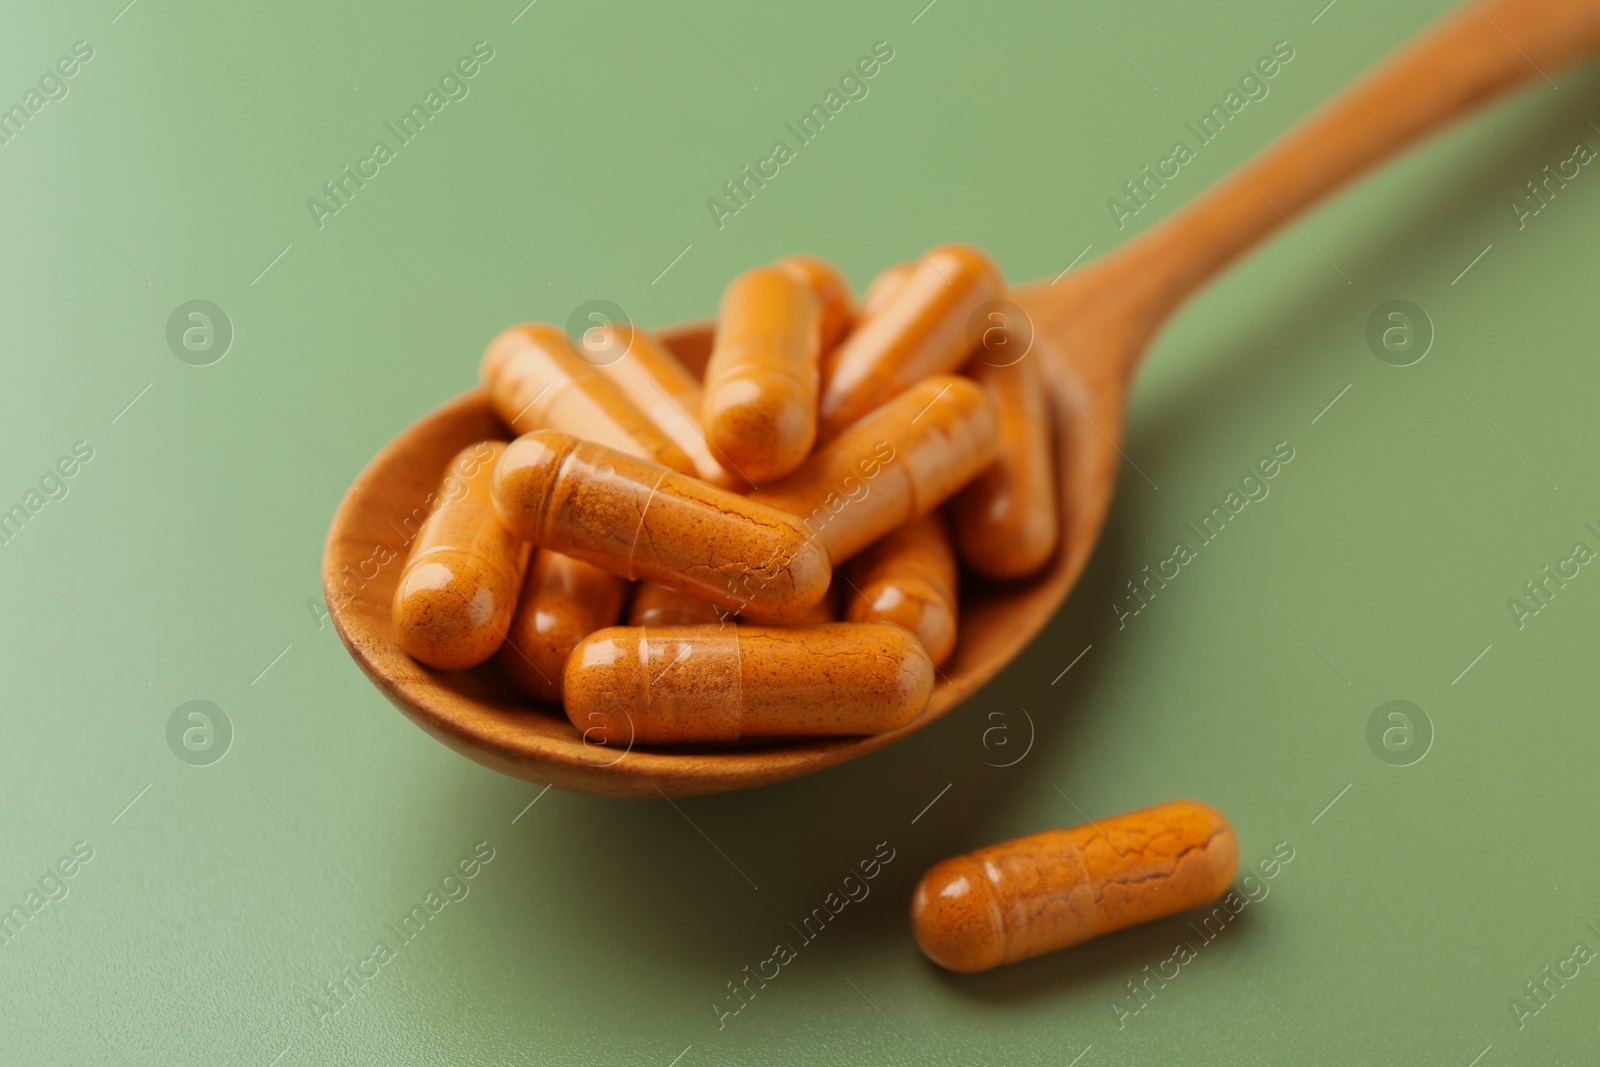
[323,0,1600,798]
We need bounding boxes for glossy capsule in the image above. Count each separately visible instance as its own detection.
[564,622,933,745]
[860,261,911,318]
[778,254,856,353]
[492,430,831,623]
[846,512,958,666]
[911,800,1239,973]
[628,582,729,628]
[703,266,821,483]
[481,323,694,475]
[750,375,1000,563]
[955,352,1060,579]
[590,324,745,491]
[499,550,628,704]
[817,244,1004,439]
[392,441,532,670]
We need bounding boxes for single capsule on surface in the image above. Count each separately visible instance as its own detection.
[777,253,856,353]
[955,351,1060,579]
[911,800,1239,973]
[589,324,745,491]
[703,265,821,483]
[480,323,694,475]
[499,550,628,704]
[392,441,532,670]
[491,430,831,623]
[817,244,1004,439]
[564,622,933,745]
[846,512,958,666]
[628,582,729,628]
[749,375,1000,563]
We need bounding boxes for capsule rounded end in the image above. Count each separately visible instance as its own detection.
[492,430,574,542]
[850,579,957,668]
[771,531,835,623]
[1168,799,1241,900]
[500,601,587,705]
[957,496,1060,580]
[562,627,647,748]
[392,555,513,670]
[705,375,816,483]
[911,856,1006,973]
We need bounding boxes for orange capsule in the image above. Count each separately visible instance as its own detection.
[955,352,1060,579]
[628,582,728,628]
[492,430,831,623]
[846,512,958,666]
[499,550,628,704]
[564,622,933,745]
[392,441,532,670]
[481,323,694,475]
[702,266,822,484]
[777,254,856,353]
[749,375,1000,563]
[911,800,1239,973]
[861,262,911,318]
[589,324,746,491]
[817,244,1004,439]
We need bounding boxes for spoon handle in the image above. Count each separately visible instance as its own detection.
[1102,0,1600,345]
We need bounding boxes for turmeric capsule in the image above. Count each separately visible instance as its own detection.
[590,324,746,491]
[392,441,532,670]
[564,622,933,745]
[481,323,694,475]
[499,550,628,704]
[492,430,831,623]
[846,512,958,666]
[628,582,728,628]
[749,375,1000,563]
[817,244,1004,439]
[911,800,1239,973]
[703,266,821,483]
[955,352,1060,579]
[778,254,856,353]
[860,261,911,318]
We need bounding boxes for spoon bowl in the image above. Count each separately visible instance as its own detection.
[324,0,1600,797]
[321,319,1106,798]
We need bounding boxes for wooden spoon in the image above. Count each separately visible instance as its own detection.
[324,0,1600,798]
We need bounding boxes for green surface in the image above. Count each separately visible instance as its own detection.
[4,0,1599,1063]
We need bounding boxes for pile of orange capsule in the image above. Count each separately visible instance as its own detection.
[384,248,1255,974]
[390,245,1058,748]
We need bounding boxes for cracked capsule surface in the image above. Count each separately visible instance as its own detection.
[392,441,532,670]
[492,430,830,623]
[911,800,1239,973]
[564,622,933,745]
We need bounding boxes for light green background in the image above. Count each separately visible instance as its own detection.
[4,0,1599,1063]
